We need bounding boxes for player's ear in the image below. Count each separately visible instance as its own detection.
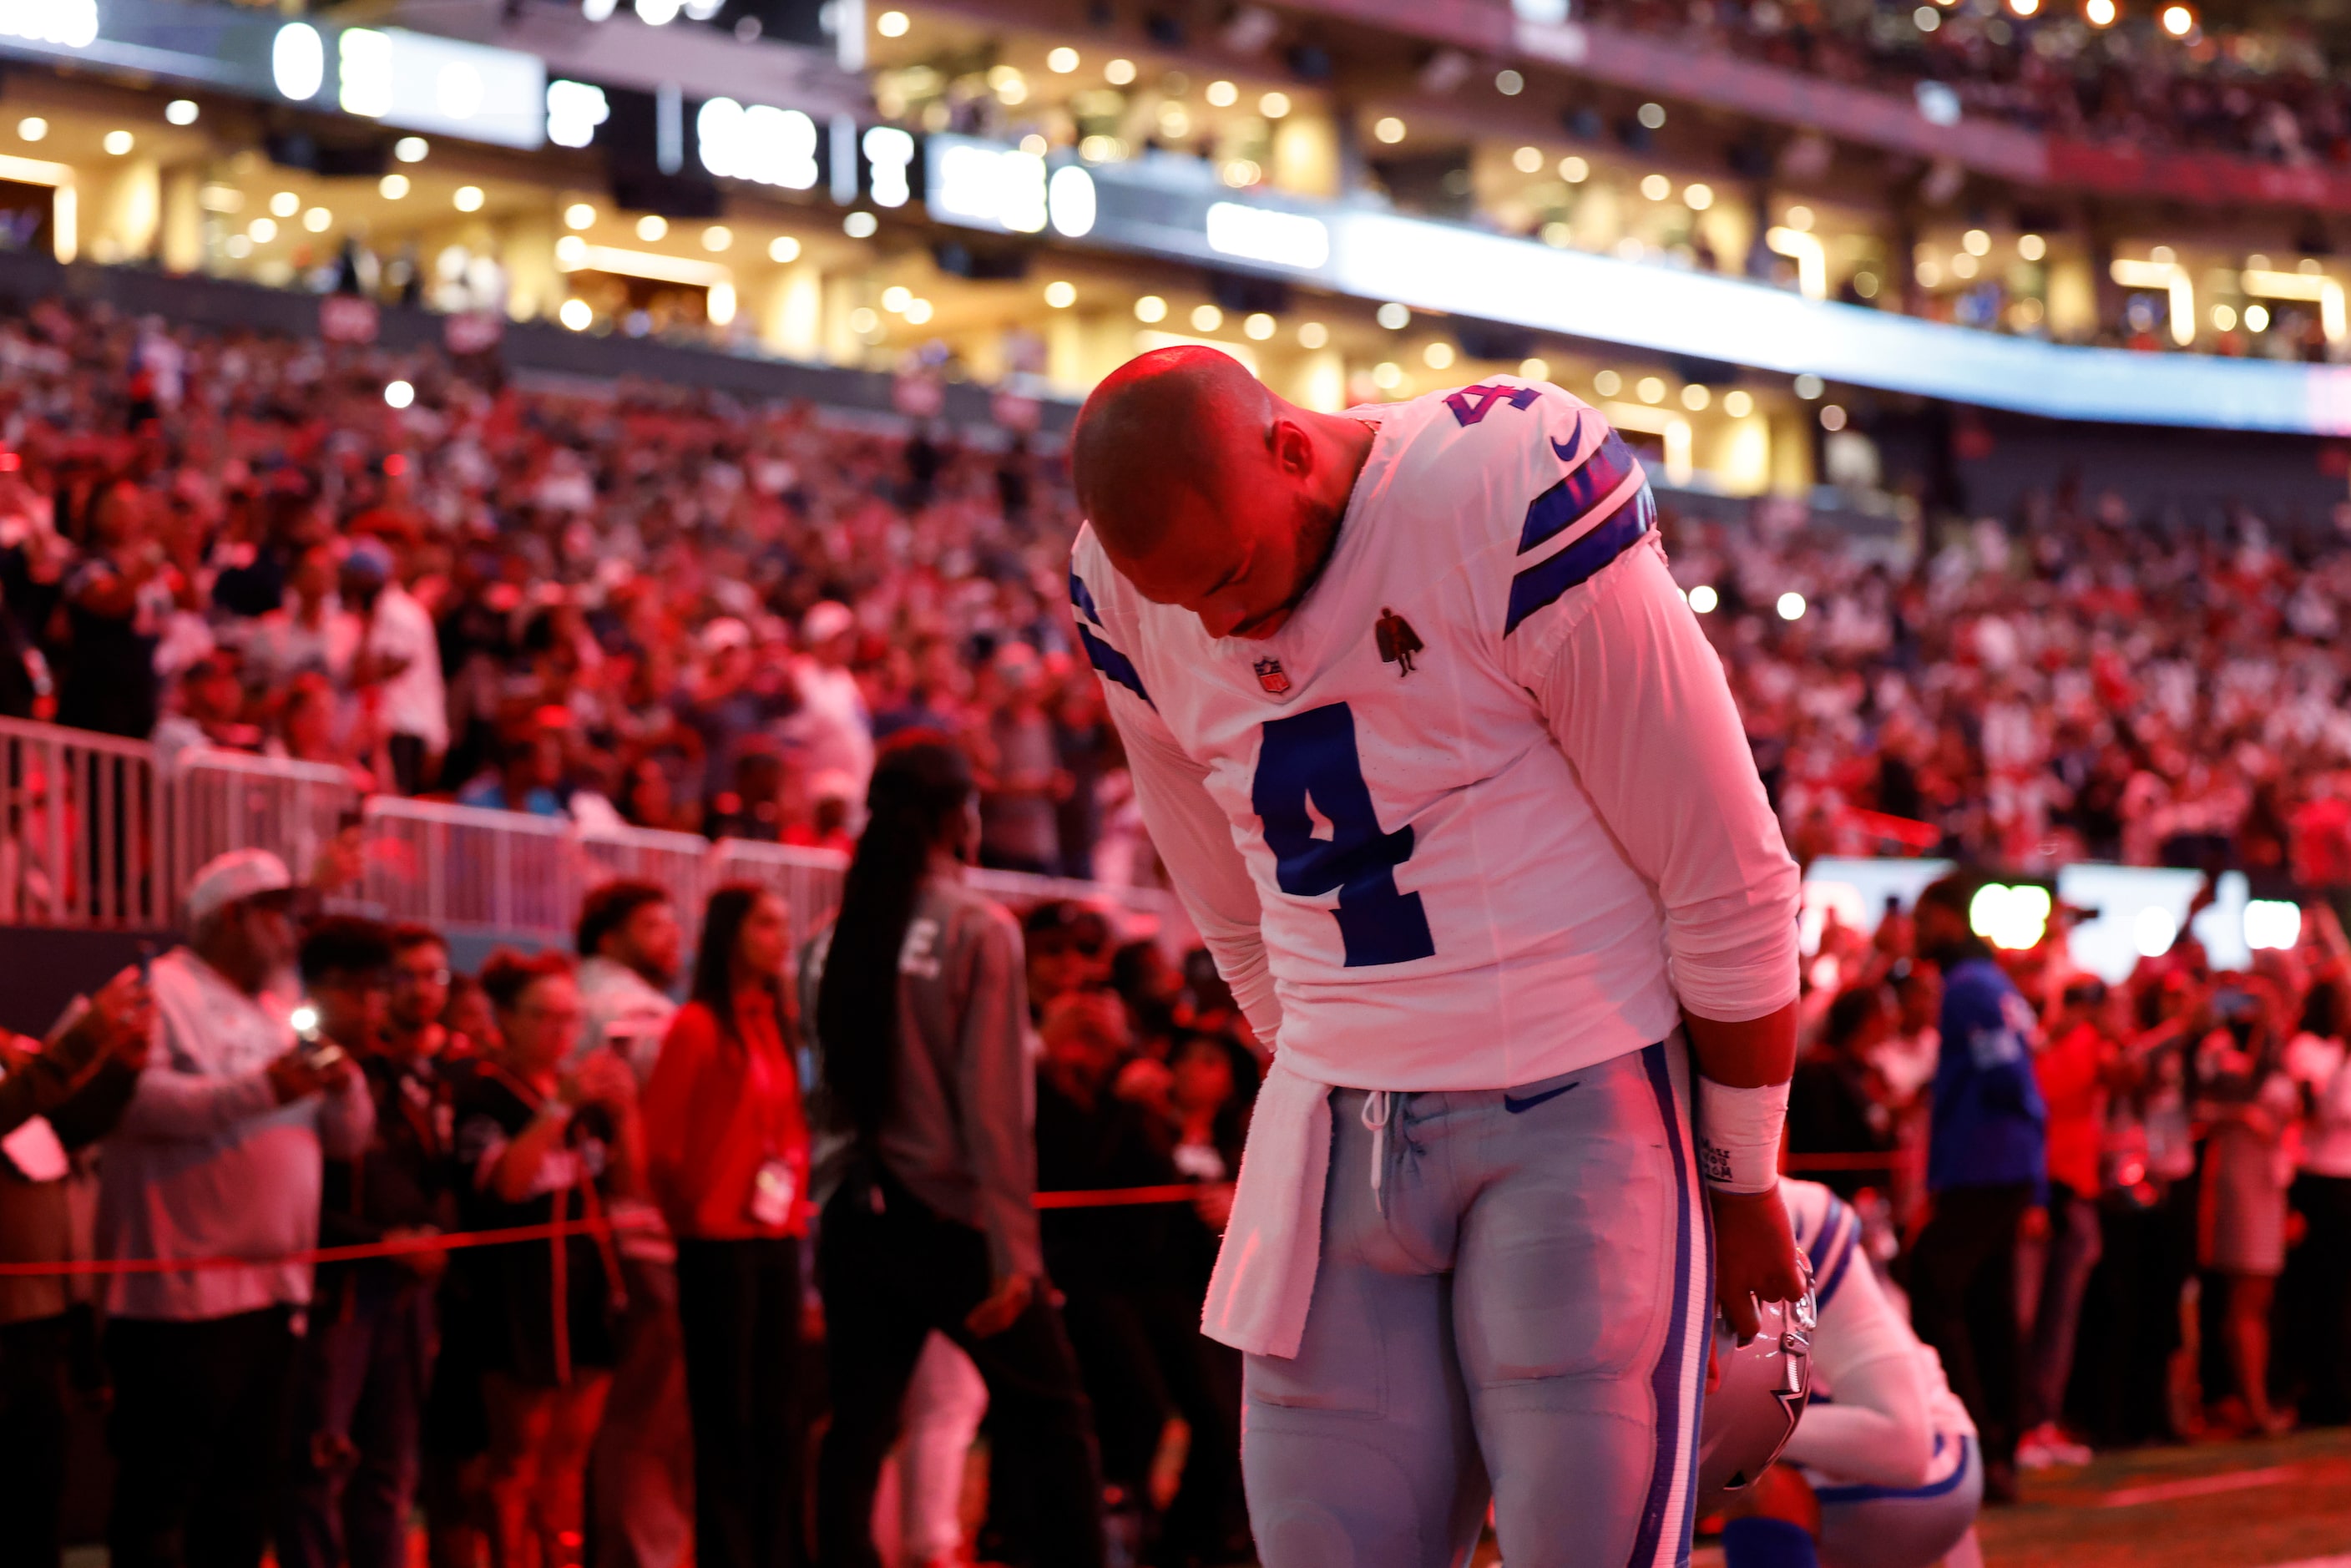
[1267,416,1313,477]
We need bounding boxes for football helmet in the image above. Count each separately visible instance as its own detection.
[1696,1286,1818,1511]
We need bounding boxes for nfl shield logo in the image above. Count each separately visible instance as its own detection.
[1253,658,1292,695]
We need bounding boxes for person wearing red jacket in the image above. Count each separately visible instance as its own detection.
[641,883,811,1568]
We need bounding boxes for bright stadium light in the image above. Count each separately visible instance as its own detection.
[1777,590,1807,620]
[2086,0,2117,23]
[1688,584,1719,614]
[2160,2,2193,33]
[384,380,415,409]
[2245,900,2302,951]
[273,23,326,101]
[1969,884,2053,951]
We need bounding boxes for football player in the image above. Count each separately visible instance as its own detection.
[1068,346,1808,1567]
[1715,1179,1983,1568]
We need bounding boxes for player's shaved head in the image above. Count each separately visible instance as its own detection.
[1073,346,1271,560]
[1072,346,1374,640]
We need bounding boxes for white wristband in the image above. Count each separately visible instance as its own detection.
[1695,1075,1788,1195]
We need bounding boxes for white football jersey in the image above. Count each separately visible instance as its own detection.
[1071,377,1800,1091]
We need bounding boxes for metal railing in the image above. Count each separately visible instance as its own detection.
[362,797,584,938]
[169,748,362,903]
[707,840,849,948]
[0,717,169,928]
[0,716,1182,947]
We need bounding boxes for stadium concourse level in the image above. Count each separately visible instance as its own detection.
[4,291,2351,1562]
[1580,0,2351,165]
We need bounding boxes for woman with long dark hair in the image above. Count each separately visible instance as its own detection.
[807,733,1105,1568]
[643,883,811,1568]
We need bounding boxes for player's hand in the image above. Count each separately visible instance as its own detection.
[964,1272,1034,1339]
[1710,1185,1806,1344]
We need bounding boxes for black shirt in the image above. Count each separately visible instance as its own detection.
[451,1065,620,1386]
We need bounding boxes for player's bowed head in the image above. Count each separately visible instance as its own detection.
[1072,346,1377,642]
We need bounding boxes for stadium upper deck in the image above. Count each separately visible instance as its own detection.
[1,0,2348,485]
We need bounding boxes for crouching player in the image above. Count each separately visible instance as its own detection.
[1716,1179,1983,1568]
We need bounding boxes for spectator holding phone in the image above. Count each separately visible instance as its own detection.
[0,967,152,1568]
[454,951,643,1568]
[2197,974,2299,1435]
[644,883,811,1568]
[101,849,375,1568]
[2288,905,2351,1425]
[283,917,458,1568]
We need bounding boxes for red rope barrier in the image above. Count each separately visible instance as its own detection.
[0,1216,633,1278]
[0,1160,1938,1275]
[0,1184,1217,1277]
[1031,1183,1202,1211]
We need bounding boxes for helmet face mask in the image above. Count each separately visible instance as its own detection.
[1695,1285,1818,1511]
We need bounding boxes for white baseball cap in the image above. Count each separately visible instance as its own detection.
[185,847,294,927]
[700,616,752,655]
[801,600,854,645]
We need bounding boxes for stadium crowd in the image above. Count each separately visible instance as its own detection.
[1580,0,2351,167]
[4,296,2351,1563]
[4,298,2351,889]
[0,298,1114,882]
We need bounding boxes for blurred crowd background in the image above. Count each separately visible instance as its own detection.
[3,296,2351,1568]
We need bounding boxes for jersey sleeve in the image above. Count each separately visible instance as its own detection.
[1492,403,1800,1021]
[1068,542,1283,1047]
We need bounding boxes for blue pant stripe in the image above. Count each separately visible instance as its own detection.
[1629,1040,1702,1568]
[1813,1436,1978,1505]
[1814,1221,1861,1311]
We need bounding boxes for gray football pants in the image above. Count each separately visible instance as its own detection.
[1815,1434,1982,1568]
[1241,1039,1711,1568]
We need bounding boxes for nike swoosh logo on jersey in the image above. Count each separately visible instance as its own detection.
[1550,436,1580,461]
[1501,1081,1580,1114]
